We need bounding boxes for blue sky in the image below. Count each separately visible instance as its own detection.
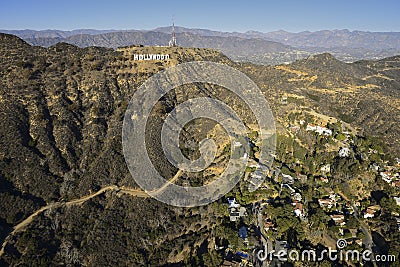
[1,0,399,32]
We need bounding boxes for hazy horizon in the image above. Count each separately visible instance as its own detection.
[1,0,399,33]
[2,27,400,35]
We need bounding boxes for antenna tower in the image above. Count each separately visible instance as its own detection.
[169,17,177,47]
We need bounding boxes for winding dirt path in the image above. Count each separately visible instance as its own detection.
[0,170,184,257]
[151,169,183,196]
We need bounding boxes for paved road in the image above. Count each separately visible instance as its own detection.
[254,205,273,267]
[338,190,377,267]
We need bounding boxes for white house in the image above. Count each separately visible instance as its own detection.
[394,197,400,206]
[363,205,381,218]
[228,198,240,208]
[292,193,302,202]
[233,141,243,147]
[319,198,335,209]
[282,173,294,184]
[331,214,345,225]
[306,124,332,136]
[320,164,331,173]
[364,211,375,219]
[338,147,350,157]
[380,172,394,183]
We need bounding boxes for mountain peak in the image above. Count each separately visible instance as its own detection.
[0,33,30,48]
[306,52,337,62]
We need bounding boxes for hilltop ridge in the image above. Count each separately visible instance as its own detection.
[3,27,400,65]
[0,33,400,266]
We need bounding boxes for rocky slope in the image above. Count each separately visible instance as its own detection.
[0,33,399,266]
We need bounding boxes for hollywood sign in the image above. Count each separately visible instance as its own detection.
[133,54,170,61]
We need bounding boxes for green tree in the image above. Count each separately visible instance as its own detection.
[380,197,400,213]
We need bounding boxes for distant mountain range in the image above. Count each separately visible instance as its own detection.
[1,27,400,65]
[0,29,120,39]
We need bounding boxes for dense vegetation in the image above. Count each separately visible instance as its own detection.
[0,33,400,266]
